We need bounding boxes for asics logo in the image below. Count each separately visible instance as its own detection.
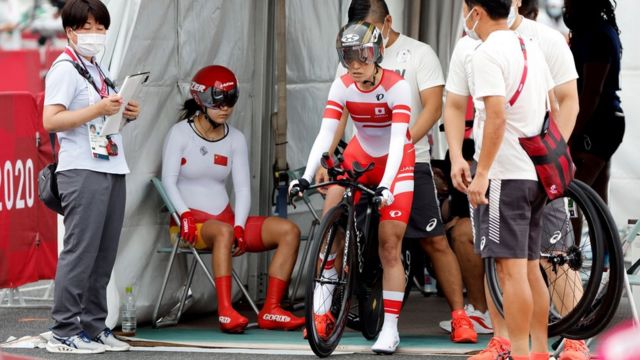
[550,231,562,244]
[426,218,437,232]
[390,210,402,218]
[262,314,291,322]
[341,34,359,42]
[219,316,231,324]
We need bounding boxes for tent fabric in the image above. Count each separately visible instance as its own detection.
[99,0,270,326]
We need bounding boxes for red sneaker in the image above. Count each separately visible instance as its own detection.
[468,336,511,360]
[258,306,305,331]
[451,310,478,343]
[218,309,249,333]
[302,313,335,340]
[559,339,590,360]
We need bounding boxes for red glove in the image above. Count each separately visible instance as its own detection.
[180,211,197,245]
[232,226,246,257]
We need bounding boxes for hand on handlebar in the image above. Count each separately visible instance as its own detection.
[375,187,394,208]
[288,178,310,199]
[315,167,330,195]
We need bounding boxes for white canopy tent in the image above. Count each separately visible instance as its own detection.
[90,0,639,327]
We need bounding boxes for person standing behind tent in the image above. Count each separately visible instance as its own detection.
[317,0,480,343]
[162,65,304,334]
[42,0,139,354]
[565,0,624,204]
[449,0,555,358]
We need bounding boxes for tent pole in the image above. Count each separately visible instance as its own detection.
[273,0,289,219]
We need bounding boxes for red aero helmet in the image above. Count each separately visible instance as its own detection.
[190,65,239,109]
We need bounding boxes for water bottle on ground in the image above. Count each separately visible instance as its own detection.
[121,286,136,336]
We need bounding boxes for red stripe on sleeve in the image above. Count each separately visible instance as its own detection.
[393,104,411,112]
[323,108,343,120]
[392,112,411,124]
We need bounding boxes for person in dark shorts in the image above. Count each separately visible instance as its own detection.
[565,0,624,204]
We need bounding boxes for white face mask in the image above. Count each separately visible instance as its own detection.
[72,31,106,57]
[507,6,518,27]
[381,22,390,48]
[463,8,480,41]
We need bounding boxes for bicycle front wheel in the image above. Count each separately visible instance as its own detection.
[304,204,356,357]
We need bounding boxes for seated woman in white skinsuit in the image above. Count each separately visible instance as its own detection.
[162,65,304,333]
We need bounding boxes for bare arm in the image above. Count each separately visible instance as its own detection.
[43,95,122,132]
[409,85,443,144]
[444,92,471,192]
[467,96,506,208]
[572,62,610,138]
[475,96,505,176]
[552,80,579,141]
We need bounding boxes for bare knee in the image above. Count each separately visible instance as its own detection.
[214,224,234,247]
[378,236,402,268]
[421,235,450,255]
[279,221,300,252]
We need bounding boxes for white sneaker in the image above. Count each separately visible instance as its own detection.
[46,331,106,354]
[439,304,493,334]
[371,327,400,354]
[94,328,131,351]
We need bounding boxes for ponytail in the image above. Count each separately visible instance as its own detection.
[180,98,201,122]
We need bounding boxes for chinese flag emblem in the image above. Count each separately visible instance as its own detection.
[214,154,228,166]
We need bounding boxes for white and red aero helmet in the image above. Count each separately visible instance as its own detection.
[190,65,239,109]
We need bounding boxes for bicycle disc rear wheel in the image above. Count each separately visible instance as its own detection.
[305,204,356,357]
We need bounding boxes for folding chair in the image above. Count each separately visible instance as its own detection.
[286,167,323,306]
[150,177,259,328]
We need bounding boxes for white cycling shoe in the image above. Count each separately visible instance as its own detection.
[371,327,400,354]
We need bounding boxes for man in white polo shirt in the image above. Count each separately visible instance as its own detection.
[444,0,581,358]
[447,0,555,358]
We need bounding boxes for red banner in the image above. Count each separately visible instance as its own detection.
[0,92,57,288]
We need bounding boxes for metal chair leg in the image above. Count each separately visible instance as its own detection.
[152,237,182,328]
[174,258,198,324]
[289,220,318,305]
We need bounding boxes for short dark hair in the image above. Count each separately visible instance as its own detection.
[61,0,110,30]
[519,0,539,20]
[464,0,511,20]
[348,0,390,24]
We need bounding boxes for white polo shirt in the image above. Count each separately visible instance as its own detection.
[44,50,130,174]
[337,33,445,163]
[469,30,554,180]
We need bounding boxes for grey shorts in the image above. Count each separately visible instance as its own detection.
[540,198,576,252]
[403,163,445,239]
[471,179,546,260]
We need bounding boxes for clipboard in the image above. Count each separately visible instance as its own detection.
[101,71,150,136]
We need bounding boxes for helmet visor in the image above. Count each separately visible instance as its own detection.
[198,87,239,109]
[338,44,378,68]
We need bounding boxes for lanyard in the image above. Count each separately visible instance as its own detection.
[508,35,528,107]
[64,47,110,98]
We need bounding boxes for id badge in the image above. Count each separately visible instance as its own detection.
[88,120,110,160]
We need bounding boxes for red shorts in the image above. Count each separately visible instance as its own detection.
[170,205,266,251]
[338,138,415,224]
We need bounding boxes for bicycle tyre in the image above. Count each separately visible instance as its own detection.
[563,180,624,339]
[304,204,356,357]
[485,180,605,337]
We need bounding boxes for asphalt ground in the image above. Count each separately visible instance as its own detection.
[1,283,636,359]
